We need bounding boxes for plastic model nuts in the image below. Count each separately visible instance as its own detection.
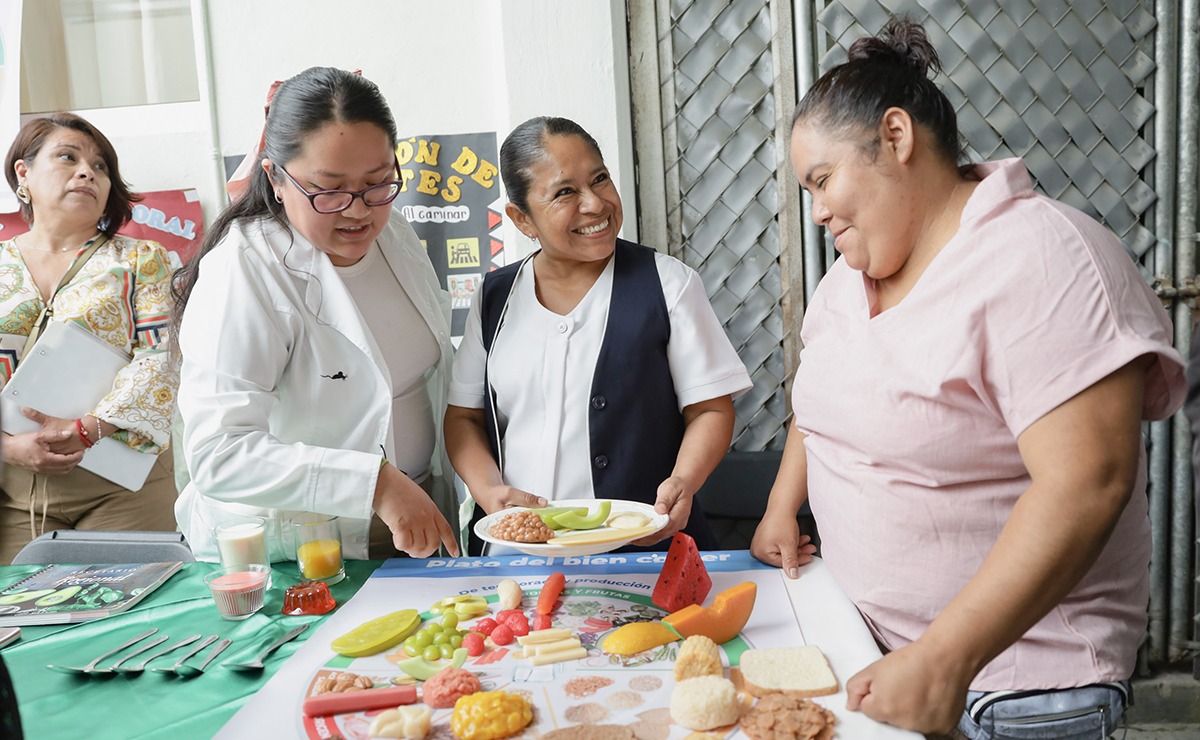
[487,511,554,543]
[312,671,374,694]
[368,705,431,739]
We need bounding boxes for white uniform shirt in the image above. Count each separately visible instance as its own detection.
[335,244,439,480]
[177,210,455,561]
[449,251,752,500]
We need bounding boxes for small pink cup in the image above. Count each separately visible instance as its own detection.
[204,564,270,620]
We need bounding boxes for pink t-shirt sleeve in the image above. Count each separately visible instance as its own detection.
[978,198,1183,436]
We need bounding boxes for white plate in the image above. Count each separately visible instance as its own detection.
[474,499,669,557]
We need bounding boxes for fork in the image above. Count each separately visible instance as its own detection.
[46,628,158,675]
[174,638,232,678]
[114,634,202,674]
[224,624,308,670]
[94,635,169,674]
[151,635,218,675]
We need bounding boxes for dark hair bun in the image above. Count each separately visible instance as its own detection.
[847,16,942,79]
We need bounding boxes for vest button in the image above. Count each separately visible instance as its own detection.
[591,395,607,409]
[593,455,609,469]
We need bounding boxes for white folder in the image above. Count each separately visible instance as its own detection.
[1,321,158,491]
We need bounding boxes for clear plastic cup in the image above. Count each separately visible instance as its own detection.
[292,513,344,585]
[204,564,270,620]
[214,516,268,569]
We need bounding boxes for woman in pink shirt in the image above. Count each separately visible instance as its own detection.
[751,17,1184,739]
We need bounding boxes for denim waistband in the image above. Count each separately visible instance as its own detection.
[967,681,1131,722]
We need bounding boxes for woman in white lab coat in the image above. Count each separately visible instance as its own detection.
[172,67,459,562]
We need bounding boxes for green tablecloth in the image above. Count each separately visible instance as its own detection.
[0,559,382,739]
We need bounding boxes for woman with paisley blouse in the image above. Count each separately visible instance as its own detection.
[0,113,178,564]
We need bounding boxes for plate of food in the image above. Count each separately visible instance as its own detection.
[474,498,669,557]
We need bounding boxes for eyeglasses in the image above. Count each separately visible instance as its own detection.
[275,158,403,213]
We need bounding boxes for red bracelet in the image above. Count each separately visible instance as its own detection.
[75,417,94,448]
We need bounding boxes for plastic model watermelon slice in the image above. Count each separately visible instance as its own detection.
[651,532,712,612]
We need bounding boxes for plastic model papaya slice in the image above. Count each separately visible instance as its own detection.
[35,585,82,607]
[552,501,612,530]
[663,581,756,645]
[331,609,421,657]
[0,589,55,605]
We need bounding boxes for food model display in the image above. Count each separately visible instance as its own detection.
[252,534,840,739]
[477,501,665,554]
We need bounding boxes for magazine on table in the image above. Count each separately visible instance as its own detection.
[0,562,184,626]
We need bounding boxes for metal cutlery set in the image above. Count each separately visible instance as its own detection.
[46,623,307,677]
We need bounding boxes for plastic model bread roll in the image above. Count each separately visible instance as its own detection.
[669,675,741,730]
[674,635,722,680]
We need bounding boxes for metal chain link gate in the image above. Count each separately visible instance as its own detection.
[630,0,1199,670]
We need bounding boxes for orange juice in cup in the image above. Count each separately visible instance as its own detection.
[292,514,345,584]
[298,538,342,580]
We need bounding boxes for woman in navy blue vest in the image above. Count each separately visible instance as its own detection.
[445,117,751,554]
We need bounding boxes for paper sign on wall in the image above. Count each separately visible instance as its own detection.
[0,188,204,262]
[391,131,507,338]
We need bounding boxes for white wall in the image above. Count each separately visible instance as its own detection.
[52,0,637,255]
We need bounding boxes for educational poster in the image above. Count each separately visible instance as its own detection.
[391,132,506,338]
[0,0,22,215]
[0,188,203,265]
[219,552,813,739]
[447,273,482,310]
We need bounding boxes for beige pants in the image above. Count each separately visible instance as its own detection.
[0,454,178,565]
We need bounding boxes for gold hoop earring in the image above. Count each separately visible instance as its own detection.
[15,184,30,204]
